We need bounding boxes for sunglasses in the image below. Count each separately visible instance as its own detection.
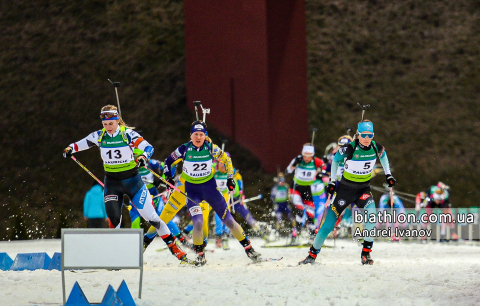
[100,110,118,119]
[359,133,374,139]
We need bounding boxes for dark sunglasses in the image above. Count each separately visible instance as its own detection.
[359,133,374,139]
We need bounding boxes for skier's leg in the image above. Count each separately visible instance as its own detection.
[233,202,257,228]
[203,179,261,261]
[103,177,124,229]
[291,188,305,234]
[128,204,141,229]
[355,190,377,264]
[159,180,186,224]
[184,182,206,246]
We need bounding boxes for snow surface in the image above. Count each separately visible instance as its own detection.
[1,238,480,306]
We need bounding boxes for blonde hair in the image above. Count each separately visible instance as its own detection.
[338,135,353,144]
[100,105,135,129]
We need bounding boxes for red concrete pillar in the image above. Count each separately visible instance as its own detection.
[184,0,308,172]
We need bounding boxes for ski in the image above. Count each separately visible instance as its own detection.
[262,244,333,249]
[156,247,215,253]
[248,257,283,265]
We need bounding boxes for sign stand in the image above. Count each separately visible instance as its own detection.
[61,229,143,305]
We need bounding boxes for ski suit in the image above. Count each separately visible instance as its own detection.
[163,140,247,246]
[68,126,170,237]
[286,156,326,236]
[313,140,392,251]
[271,183,295,227]
[420,186,456,238]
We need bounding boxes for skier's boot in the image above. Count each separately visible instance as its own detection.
[222,234,230,250]
[240,237,261,262]
[193,244,207,267]
[298,246,320,265]
[361,240,374,265]
[215,235,222,248]
[163,234,189,263]
[176,233,194,250]
[143,235,155,253]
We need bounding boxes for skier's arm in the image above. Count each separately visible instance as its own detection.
[330,145,353,181]
[375,142,392,176]
[270,186,277,201]
[68,131,102,153]
[212,144,234,178]
[126,129,154,160]
[163,144,187,177]
[285,157,298,174]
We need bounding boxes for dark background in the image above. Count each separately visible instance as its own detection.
[1,0,479,240]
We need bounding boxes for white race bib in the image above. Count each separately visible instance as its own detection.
[183,160,213,178]
[216,178,228,192]
[100,146,134,165]
[294,168,316,182]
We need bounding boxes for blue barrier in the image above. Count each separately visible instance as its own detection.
[100,285,123,306]
[0,253,13,271]
[65,280,136,306]
[47,252,61,270]
[65,281,90,306]
[116,280,136,306]
[10,253,51,271]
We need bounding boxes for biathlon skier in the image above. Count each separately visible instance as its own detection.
[420,182,458,242]
[213,161,232,249]
[162,120,261,266]
[299,119,396,265]
[270,172,296,242]
[63,105,189,263]
[286,143,326,239]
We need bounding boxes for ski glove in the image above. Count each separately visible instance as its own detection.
[63,146,73,158]
[227,178,236,192]
[165,176,176,191]
[292,155,303,167]
[137,155,148,168]
[386,175,396,187]
[326,181,336,195]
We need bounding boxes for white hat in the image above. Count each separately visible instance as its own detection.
[302,145,315,156]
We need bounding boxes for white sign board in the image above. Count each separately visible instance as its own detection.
[61,229,143,304]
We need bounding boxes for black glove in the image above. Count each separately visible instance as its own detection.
[326,181,336,195]
[316,170,327,181]
[292,155,303,167]
[137,155,148,168]
[227,178,236,192]
[165,176,175,191]
[63,146,73,158]
[386,175,396,187]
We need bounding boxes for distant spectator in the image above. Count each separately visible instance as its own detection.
[83,182,107,228]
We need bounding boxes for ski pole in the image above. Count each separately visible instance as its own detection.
[229,192,235,214]
[390,187,395,240]
[145,167,201,206]
[311,128,318,145]
[244,194,263,203]
[70,156,118,228]
[71,156,104,187]
[108,79,122,117]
